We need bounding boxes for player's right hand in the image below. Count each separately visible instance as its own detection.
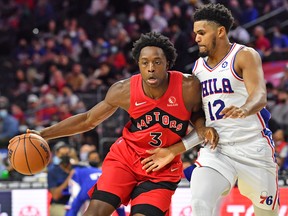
[9,129,44,145]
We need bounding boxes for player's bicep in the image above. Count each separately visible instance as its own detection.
[237,48,266,94]
[183,74,202,112]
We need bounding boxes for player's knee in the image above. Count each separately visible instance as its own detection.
[253,204,279,216]
[191,198,213,215]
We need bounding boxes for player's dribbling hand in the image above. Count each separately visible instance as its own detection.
[8,129,38,145]
[141,148,175,173]
[26,128,41,136]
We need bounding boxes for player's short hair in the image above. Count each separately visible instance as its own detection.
[131,32,177,69]
[194,3,234,33]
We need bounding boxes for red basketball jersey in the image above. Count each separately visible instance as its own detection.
[122,71,191,159]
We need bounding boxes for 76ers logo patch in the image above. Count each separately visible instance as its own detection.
[167,96,178,107]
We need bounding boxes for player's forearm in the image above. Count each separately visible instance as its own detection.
[50,186,66,200]
[168,141,186,156]
[241,90,267,116]
[190,109,206,134]
[40,113,96,140]
[169,130,203,156]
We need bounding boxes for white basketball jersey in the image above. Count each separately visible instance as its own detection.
[192,43,272,143]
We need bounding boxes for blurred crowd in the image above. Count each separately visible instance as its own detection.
[0,0,288,185]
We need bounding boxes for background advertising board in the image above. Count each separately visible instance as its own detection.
[172,187,288,216]
[0,187,287,215]
[0,191,12,216]
[11,189,48,216]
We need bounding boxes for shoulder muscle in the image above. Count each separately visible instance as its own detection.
[182,73,202,112]
[105,78,131,110]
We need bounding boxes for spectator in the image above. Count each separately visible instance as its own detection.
[253,25,271,60]
[78,27,94,63]
[10,103,25,125]
[40,19,59,40]
[59,35,81,62]
[149,9,168,33]
[57,103,73,121]
[24,94,40,128]
[168,20,191,73]
[104,17,125,42]
[66,150,126,216]
[271,88,288,131]
[228,19,251,45]
[39,37,60,64]
[61,85,80,113]
[228,0,243,22]
[34,0,55,30]
[240,0,259,25]
[270,25,288,60]
[11,38,32,66]
[266,82,278,111]
[278,63,288,91]
[49,68,66,92]
[1,156,25,181]
[79,144,96,163]
[274,128,288,171]
[35,93,59,127]
[0,96,19,148]
[91,36,111,63]
[85,62,117,92]
[48,141,74,216]
[65,63,87,92]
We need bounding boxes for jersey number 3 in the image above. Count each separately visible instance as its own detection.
[149,132,162,147]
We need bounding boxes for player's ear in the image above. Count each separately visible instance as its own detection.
[166,61,170,69]
[218,26,226,38]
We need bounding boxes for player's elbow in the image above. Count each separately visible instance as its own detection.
[259,93,267,108]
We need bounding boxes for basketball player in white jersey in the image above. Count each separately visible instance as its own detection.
[141,3,279,216]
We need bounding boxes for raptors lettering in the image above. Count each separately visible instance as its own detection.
[130,107,188,136]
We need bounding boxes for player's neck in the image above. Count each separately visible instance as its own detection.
[207,42,232,67]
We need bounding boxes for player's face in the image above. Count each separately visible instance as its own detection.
[138,46,168,88]
[194,21,218,57]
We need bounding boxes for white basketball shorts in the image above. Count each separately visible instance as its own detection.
[195,136,279,210]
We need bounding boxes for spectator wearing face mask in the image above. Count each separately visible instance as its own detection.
[48,141,74,216]
[0,96,19,148]
[271,88,288,130]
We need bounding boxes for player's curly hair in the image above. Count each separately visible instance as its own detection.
[131,32,177,69]
[194,3,234,33]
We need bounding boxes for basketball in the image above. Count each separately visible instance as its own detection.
[8,133,51,175]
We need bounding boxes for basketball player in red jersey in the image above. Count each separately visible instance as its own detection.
[15,32,218,216]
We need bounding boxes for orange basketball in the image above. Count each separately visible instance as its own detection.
[8,133,51,175]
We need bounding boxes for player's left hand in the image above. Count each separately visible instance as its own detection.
[220,106,248,119]
[141,148,174,173]
[196,127,219,149]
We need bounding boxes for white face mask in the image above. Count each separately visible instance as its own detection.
[80,152,88,161]
[52,156,61,165]
[0,109,8,119]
